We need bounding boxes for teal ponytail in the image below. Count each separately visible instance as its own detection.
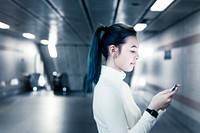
[84,26,105,93]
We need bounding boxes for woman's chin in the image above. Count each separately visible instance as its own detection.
[125,67,134,72]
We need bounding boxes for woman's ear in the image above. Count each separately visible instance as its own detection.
[109,45,119,58]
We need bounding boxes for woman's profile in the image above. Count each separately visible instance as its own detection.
[85,23,179,133]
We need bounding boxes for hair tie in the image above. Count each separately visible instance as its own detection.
[103,26,108,32]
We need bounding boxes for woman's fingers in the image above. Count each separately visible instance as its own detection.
[158,89,172,95]
[149,85,180,111]
[159,84,180,96]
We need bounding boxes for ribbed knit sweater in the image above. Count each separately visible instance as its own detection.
[93,65,164,133]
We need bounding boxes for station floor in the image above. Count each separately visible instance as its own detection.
[0,89,197,133]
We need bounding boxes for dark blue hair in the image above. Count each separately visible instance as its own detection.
[84,23,137,92]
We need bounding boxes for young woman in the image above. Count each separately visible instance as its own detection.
[85,23,179,133]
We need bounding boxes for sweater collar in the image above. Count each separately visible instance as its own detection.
[101,65,126,80]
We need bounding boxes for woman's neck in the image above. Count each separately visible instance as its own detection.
[105,57,122,72]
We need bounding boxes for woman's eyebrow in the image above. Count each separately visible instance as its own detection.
[131,45,138,48]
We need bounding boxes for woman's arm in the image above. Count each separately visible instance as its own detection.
[99,89,157,133]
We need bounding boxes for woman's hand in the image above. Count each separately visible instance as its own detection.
[148,84,180,111]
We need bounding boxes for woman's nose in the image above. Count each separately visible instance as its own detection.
[135,52,139,60]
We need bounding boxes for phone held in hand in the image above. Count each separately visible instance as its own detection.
[172,84,180,91]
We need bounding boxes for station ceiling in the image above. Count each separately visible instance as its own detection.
[1,0,200,91]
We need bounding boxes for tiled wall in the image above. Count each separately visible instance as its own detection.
[132,9,200,131]
[0,33,44,97]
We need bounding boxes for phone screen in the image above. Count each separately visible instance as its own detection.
[172,84,179,91]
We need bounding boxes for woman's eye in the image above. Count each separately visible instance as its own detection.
[130,50,136,53]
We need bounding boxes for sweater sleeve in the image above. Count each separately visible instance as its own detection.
[128,111,156,133]
[99,89,160,133]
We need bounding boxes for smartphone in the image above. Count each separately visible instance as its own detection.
[172,84,179,91]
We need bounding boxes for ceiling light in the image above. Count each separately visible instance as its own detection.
[48,23,58,58]
[22,33,35,39]
[48,44,57,58]
[116,0,126,23]
[134,23,147,31]
[139,78,146,86]
[150,0,174,11]
[52,71,58,76]
[40,40,49,45]
[10,78,19,86]
[0,22,10,29]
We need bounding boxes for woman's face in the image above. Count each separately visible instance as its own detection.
[114,36,139,72]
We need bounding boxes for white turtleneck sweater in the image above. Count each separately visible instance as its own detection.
[93,65,164,133]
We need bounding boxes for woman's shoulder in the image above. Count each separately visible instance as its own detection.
[93,84,122,107]
[94,81,121,99]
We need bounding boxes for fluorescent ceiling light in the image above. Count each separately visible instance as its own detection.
[52,71,58,76]
[40,39,49,45]
[150,0,174,11]
[139,78,146,86]
[0,22,10,29]
[48,44,57,58]
[48,22,58,58]
[115,0,126,23]
[134,23,147,31]
[22,33,35,39]
[38,75,46,87]
[10,78,19,86]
